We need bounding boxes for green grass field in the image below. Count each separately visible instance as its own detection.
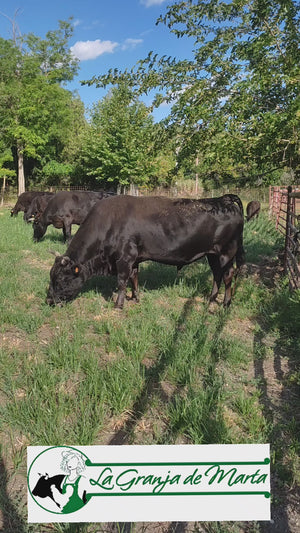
[0,204,299,533]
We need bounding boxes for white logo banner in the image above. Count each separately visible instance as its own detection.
[28,444,271,523]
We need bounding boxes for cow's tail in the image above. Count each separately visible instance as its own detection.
[236,231,246,269]
[231,197,246,297]
[225,194,244,217]
[234,196,246,269]
[223,194,246,266]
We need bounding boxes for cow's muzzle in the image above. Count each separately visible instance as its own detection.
[46,296,64,307]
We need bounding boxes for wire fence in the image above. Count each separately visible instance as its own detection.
[269,186,300,290]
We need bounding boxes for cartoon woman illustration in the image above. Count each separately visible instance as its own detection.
[50,450,88,513]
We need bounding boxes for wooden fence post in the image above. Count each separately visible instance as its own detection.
[284,186,292,273]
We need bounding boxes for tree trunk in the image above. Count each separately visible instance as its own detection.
[1,176,6,206]
[195,154,199,195]
[17,142,25,195]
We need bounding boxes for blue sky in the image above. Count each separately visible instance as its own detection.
[0,0,194,121]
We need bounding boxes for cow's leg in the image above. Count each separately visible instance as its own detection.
[129,267,139,302]
[63,222,72,243]
[115,244,139,308]
[222,260,235,307]
[207,254,223,302]
[115,259,132,309]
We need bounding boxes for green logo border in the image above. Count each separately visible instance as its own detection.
[28,445,90,515]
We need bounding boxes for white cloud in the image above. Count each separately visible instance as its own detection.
[140,0,167,7]
[121,38,143,51]
[70,39,118,61]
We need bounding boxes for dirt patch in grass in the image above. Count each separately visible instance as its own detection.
[159,380,178,402]
[225,316,255,338]
[55,372,85,398]
[36,323,56,347]
[133,409,167,444]
[0,326,32,353]
[0,429,29,532]
[246,257,284,287]
[22,249,53,271]
[95,411,133,445]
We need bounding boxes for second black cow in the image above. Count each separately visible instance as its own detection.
[33,190,108,243]
[246,200,261,222]
[11,191,47,219]
[24,192,55,223]
[47,194,245,308]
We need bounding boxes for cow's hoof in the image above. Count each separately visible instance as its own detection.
[129,296,139,303]
[114,303,124,310]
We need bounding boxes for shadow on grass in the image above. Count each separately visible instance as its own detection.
[32,233,67,248]
[79,259,213,304]
[163,307,231,445]
[0,457,27,533]
[108,294,199,445]
[106,287,231,533]
[243,215,283,266]
[109,285,230,446]
[253,291,300,533]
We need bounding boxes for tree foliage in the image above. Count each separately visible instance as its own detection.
[86,0,300,186]
[78,84,158,188]
[0,18,84,192]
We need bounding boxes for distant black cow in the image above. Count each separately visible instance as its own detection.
[32,473,65,508]
[47,194,245,309]
[11,191,47,219]
[246,200,261,222]
[33,190,109,243]
[24,192,55,223]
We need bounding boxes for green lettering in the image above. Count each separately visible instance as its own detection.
[152,472,181,494]
[243,469,262,484]
[153,473,169,494]
[184,468,200,485]
[143,475,154,485]
[205,465,237,485]
[116,469,138,492]
[229,474,245,486]
[89,467,114,490]
[257,474,267,484]
[194,474,202,485]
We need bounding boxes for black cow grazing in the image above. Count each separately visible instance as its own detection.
[246,200,261,222]
[11,191,47,219]
[47,194,245,309]
[24,192,55,223]
[33,190,108,243]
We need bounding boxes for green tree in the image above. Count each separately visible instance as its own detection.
[0,17,79,194]
[0,143,15,205]
[30,91,87,188]
[87,0,300,186]
[79,84,156,189]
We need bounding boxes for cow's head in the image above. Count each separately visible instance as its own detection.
[33,214,46,241]
[46,255,85,305]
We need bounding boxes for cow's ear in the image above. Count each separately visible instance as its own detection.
[74,265,80,276]
[61,256,71,266]
[49,250,61,257]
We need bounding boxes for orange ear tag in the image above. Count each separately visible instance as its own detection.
[74,267,79,274]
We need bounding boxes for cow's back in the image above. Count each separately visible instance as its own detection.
[70,194,243,231]
[12,191,45,214]
[67,195,244,264]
